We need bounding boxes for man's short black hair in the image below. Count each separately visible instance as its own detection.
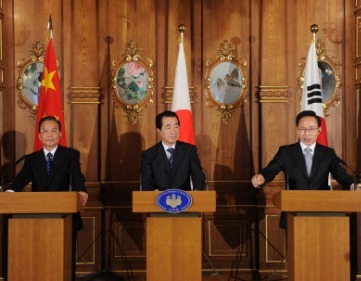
[155,110,180,130]
[295,110,321,127]
[38,116,62,132]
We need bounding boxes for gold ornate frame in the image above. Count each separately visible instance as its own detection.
[16,42,46,116]
[204,41,248,124]
[297,39,341,115]
[111,41,154,125]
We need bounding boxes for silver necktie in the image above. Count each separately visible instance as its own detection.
[304,147,313,176]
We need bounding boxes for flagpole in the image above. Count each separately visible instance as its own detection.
[178,24,186,44]
[310,24,318,42]
[48,14,53,40]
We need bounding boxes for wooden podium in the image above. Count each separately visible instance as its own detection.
[133,191,216,281]
[0,192,82,281]
[273,190,361,281]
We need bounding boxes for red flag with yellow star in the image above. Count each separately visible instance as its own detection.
[34,37,67,150]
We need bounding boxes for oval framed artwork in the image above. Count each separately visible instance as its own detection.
[16,42,46,115]
[111,41,154,125]
[204,41,248,124]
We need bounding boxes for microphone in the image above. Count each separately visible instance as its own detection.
[334,155,358,191]
[286,174,289,190]
[202,168,209,190]
[68,171,73,192]
[60,160,73,192]
[139,174,143,191]
[0,154,27,192]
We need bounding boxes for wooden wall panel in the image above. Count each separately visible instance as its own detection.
[202,0,252,180]
[259,0,291,177]
[76,209,102,274]
[69,0,100,181]
[2,0,360,279]
[97,0,157,182]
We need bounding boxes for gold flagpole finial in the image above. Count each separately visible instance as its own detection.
[310,24,319,41]
[177,24,186,43]
[47,14,53,40]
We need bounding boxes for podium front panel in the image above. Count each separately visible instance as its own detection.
[146,216,202,281]
[7,215,72,281]
[288,214,349,281]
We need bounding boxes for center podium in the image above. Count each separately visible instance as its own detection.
[273,190,361,281]
[133,190,216,281]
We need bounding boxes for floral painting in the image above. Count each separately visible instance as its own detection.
[22,62,44,105]
[116,62,149,104]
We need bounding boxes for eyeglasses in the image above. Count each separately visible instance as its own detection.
[297,127,319,134]
[40,128,60,134]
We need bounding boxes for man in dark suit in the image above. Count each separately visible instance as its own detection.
[251,110,355,229]
[141,110,205,191]
[251,110,354,191]
[8,115,88,280]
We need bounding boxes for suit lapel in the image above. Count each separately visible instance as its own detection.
[310,144,322,179]
[158,143,171,175]
[294,144,309,180]
[46,146,66,186]
[34,150,50,187]
[171,141,181,172]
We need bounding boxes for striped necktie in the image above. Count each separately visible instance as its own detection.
[46,152,53,175]
[167,148,175,168]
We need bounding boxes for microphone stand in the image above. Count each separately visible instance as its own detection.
[60,160,73,192]
[69,173,73,192]
[335,156,358,191]
[0,154,27,192]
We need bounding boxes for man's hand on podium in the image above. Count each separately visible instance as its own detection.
[78,191,88,206]
[351,183,360,191]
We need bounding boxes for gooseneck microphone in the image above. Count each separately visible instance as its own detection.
[0,154,27,192]
[202,168,209,190]
[334,156,358,191]
[60,161,73,192]
[286,174,290,190]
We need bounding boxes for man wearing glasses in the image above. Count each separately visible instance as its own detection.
[251,110,354,193]
[7,115,88,281]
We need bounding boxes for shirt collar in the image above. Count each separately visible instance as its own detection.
[161,141,176,152]
[43,146,58,157]
[299,141,316,152]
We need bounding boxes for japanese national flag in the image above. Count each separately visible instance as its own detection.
[171,33,196,145]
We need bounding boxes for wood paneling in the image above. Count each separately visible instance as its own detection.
[1,0,360,279]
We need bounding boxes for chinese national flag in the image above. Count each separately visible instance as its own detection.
[171,33,196,145]
[34,37,67,151]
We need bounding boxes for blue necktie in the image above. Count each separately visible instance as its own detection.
[304,147,313,176]
[167,148,175,168]
[46,152,53,175]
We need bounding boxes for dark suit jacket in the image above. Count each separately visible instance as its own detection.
[260,142,354,190]
[259,142,354,229]
[140,141,205,191]
[10,145,87,230]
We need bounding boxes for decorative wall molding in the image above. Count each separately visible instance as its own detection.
[257,86,289,103]
[70,87,102,104]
